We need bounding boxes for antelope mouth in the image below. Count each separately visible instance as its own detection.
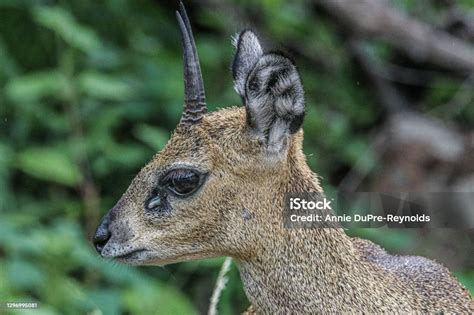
[114,249,149,261]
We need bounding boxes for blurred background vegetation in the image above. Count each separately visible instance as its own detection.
[0,0,473,314]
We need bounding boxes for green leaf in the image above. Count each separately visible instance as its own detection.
[86,289,122,315]
[6,259,45,290]
[15,148,81,186]
[32,6,101,53]
[5,71,67,102]
[133,124,169,151]
[78,71,134,101]
[124,282,198,315]
[0,37,18,79]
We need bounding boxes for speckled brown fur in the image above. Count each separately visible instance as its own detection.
[95,21,473,313]
[100,107,472,314]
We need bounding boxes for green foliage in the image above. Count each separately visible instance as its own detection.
[5,71,67,102]
[0,1,472,314]
[0,218,198,315]
[15,147,82,186]
[32,6,102,53]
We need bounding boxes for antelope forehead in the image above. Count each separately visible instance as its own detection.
[202,107,247,138]
[148,108,249,171]
[147,130,212,170]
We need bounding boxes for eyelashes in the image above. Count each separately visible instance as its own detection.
[159,168,206,197]
[160,168,196,185]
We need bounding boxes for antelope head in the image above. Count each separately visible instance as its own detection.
[93,3,307,265]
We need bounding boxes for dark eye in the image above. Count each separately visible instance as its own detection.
[162,169,204,197]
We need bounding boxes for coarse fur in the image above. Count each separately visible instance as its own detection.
[94,13,473,314]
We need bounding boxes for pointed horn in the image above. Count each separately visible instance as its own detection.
[176,2,207,126]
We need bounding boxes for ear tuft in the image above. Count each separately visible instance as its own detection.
[232,30,263,97]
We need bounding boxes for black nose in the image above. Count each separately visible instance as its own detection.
[93,214,111,254]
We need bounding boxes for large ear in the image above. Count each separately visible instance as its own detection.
[232,30,305,154]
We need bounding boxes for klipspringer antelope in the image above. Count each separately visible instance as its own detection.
[93,3,473,313]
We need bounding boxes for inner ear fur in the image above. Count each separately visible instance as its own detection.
[232,31,305,154]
